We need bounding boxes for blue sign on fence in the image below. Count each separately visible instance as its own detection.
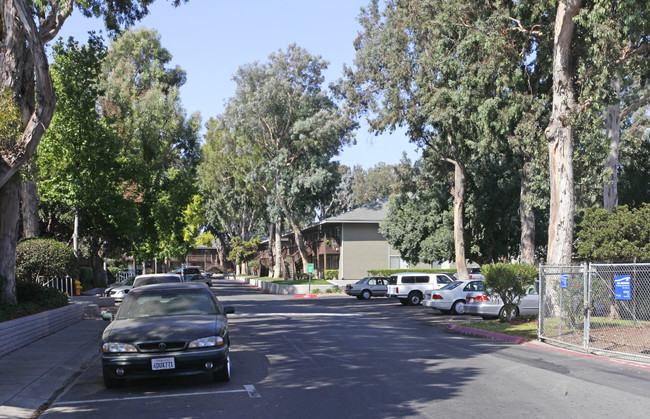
[615,275,631,300]
[560,273,568,289]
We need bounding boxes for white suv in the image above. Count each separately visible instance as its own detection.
[387,273,454,305]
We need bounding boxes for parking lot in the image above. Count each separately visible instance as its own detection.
[40,278,650,418]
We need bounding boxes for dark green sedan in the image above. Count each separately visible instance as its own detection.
[101,282,234,388]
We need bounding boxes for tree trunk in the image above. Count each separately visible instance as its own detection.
[544,0,581,266]
[273,220,283,278]
[91,254,108,287]
[604,78,621,211]
[0,178,20,304]
[280,200,309,273]
[519,160,536,265]
[448,158,468,280]
[19,162,40,238]
[1,0,58,304]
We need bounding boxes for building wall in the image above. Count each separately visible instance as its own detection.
[341,223,389,280]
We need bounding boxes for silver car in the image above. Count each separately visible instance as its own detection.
[465,282,539,320]
[104,276,135,302]
[345,277,388,300]
[423,279,485,314]
[132,273,183,288]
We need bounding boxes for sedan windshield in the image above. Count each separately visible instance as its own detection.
[117,289,218,319]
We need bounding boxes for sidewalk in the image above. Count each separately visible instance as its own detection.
[0,315,107,419]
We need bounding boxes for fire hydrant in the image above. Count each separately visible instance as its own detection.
[74,280,82,296]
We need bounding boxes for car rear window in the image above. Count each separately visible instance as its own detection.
[441,281,463,290]
[388,276,398,285]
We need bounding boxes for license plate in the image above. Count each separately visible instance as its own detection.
[151,357,175,371]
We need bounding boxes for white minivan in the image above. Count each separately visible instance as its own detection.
[387,272,454,305]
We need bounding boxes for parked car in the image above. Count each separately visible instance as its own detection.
[104,276,135,303]
[132,273,183,288]
[465,282,539,320]
[101,282,235,388]
[345,276,388,300]
[423,279,485,314]
[454,266,485,281]
[387,273,453,305]
[178,266,212,287]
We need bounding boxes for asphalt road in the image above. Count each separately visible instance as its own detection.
[41,279,650,418]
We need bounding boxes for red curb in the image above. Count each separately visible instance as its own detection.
[294,294,318,298]
[446,324,527,344]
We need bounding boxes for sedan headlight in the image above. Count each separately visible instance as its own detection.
[103,342,137,353]
[188,336,224,348]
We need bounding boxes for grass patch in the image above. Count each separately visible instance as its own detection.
[458,316,539,340]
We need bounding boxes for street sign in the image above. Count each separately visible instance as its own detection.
[615,275,631,300]
[307,263,314,273]
[560,273,568,289]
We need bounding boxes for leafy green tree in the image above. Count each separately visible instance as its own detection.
[227,236,261,275]
[0,0,188,304]
[545,0,649,263]
[619,122,650,208]
[37,34,136,286]
[99,28,200,265]
[198,124,268,272]
[217,44,355,276]
[576,204,650,262]
[341,0,553,276]
[483,263,538,322]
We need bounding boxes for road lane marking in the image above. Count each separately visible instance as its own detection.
[54,385,260,406]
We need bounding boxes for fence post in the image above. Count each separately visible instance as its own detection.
[583,262,590,353]
[538,264,544,340]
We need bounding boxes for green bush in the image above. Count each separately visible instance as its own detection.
[0,282,68,322]
[16,281,69,307]
[16,238,79,282]
[483,263,537,322]
[367,268,457,277]
[324,270,338,280]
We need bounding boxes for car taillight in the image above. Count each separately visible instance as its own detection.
[346,285,352,290]
[474,295,490,302]
[396,287,399,294]
[432,294,443,300]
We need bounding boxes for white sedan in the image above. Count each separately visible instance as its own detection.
[423,279,486,315]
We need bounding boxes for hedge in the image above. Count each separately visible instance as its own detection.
[16,238,79,282]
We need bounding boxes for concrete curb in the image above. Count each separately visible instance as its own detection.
[234,276,343,295]
[0,304,84,358]
[446,324,527,344]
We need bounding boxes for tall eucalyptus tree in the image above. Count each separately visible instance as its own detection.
[340,0,553,275]
[216,44,355,277]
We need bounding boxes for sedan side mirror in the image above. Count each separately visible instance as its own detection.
[102,313,114,322]
[223,306,235,315]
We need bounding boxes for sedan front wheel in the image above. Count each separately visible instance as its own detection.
[213,352,231,382]
[360,290,372,300]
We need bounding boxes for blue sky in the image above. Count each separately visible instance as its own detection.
[53,0,420,169]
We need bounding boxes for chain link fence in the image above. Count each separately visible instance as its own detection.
[539,263,650,362]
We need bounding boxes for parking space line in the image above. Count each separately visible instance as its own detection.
[244,384,261,398]
[54,386,259,406]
